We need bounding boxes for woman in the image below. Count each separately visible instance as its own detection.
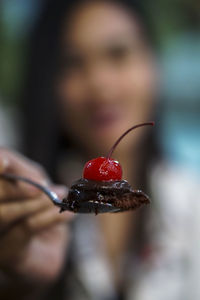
[0,0,191,299]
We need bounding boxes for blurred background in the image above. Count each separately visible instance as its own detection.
[0,1,200,299]
[0,0,200,174]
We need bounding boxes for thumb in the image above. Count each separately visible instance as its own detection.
[0,156,9,173]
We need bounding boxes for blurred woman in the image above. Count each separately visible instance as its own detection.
[0,1,194,300]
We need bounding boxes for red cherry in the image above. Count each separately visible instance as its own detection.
[83,157,122,181]
[83,122,154,181]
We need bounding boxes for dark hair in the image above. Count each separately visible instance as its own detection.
[22,0,158,180]
[22,3,159,295]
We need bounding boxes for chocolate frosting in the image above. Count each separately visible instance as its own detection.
[61,178,150,214]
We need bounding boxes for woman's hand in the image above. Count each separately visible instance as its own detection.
[0,148,74,285]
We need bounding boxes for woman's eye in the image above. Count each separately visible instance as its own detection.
[107,47,130,62]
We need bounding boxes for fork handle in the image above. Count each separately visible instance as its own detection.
[0,173,63,207]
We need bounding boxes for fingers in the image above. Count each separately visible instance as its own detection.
[0,195,51,227]
[0,179,40,202]
[0,185,69,229]
[0,147,72,232]
[0,148,47,180]
[24,185,73,233]
[0,148,49,200]
[0,155,9,172]
[25,206,74,233]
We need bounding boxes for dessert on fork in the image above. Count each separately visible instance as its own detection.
[61,122,154,214]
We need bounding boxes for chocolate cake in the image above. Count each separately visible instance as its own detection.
[60,178,150,214]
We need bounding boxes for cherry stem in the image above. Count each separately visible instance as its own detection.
[107,121,155,159]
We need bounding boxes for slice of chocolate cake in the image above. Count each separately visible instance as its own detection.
[60,178,150,214]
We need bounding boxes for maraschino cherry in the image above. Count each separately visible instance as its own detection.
[83,122,154,181]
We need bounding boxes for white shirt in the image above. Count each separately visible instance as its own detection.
[66,162,200,300]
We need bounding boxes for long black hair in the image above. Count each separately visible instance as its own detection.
[22,0,158,180]
[22,3,159,296]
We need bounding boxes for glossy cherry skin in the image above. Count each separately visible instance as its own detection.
[83,157,122,181]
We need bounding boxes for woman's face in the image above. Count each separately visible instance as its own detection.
[58,1,157,158]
